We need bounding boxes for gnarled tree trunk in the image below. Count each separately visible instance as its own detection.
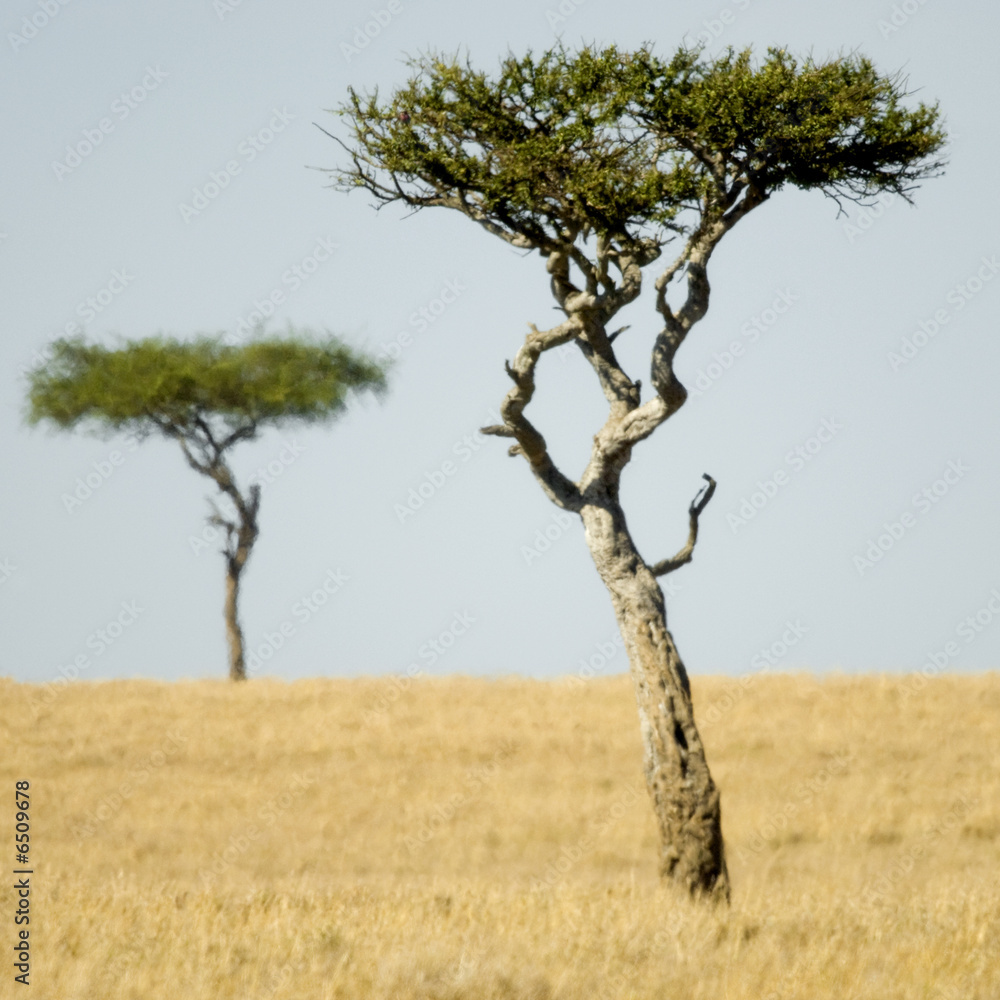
[220,485,260,682]
[481,242,738,899]
[580,496,728,900]
[224,552,248,681]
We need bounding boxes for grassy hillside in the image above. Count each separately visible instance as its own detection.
[1,672,998,999]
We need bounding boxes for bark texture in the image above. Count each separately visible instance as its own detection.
[480,201,765,898]
[221,490,259,682]
[224,566,245,681]
[579,497,728,899]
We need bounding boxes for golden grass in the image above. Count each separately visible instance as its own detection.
[1,672,998,999]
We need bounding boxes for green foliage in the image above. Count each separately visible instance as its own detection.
[631,46,946,201]
[337,46,682,245]
[25,332,388,439]
[332,43,946,251]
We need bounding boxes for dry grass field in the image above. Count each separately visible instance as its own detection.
[1,671,998,999]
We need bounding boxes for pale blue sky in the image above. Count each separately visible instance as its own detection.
[2,0,998,685]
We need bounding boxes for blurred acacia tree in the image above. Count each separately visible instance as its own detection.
[329,42,946,899]
[26,333,387,680]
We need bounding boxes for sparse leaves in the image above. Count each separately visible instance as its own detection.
[328,43,946,261]
[329,42,945,492]
[631,46,947,210]
[25,332,388,440]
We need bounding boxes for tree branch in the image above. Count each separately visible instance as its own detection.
[484,318,584,511]
[592,239,658,316]
[155,410,261,564]
[219,420,258,453]
[547,249,596,313]
[544,239,654,437]
[650,474,717,577]
[575,330,641,417]
[653,184,767,347]
[631,190,768,453]
[481,424,516,438]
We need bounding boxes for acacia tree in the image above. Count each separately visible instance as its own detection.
[329,43,945,900]
[26,334,386,681]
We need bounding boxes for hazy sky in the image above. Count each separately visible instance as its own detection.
[2,0,998,686]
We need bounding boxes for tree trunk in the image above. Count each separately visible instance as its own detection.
[172,433,261,682]
[579,497,729,901]
[224,558,247,681]
[216,482,259,682]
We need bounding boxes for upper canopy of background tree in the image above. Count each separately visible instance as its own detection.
[25,333,388,440]
[330,43,946,258]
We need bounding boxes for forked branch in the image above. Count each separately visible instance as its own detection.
[481,318,584,511]
[650,474,717,577]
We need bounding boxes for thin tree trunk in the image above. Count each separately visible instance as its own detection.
[580,497,729,901]
[224,558,247,681]
[216,483,259,683]
[171,426,261,682]
[221,498,258,682]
